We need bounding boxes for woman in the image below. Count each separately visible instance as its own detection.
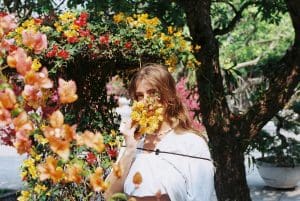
[104,64,214,201]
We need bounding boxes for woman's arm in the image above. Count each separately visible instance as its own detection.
[103,120,138,200]
[103,148,135,199]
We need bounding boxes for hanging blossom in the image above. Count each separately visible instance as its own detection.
[176,77,205,132]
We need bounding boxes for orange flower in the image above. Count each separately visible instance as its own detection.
[24,68,53,89]
[0,88,16,109]
[43,131,70,160]
[58,78,78,104]
[112,163,122,178]
[76,131,104,152]
[42,123,75,160]
[65,164,83,184]
[7,48,32,76]
[37,156,64,183]
[62,124,76,142]
[14,130,32,154]
[90,167,108,192]
[13,111,33,132]
[22,30,48,54]
[132,171,143,188]
[0,108,11,126]
[49,110,64,128]
[22,85,43,108]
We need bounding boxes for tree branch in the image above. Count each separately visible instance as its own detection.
[241,0,300,139]
[214,1,257,36]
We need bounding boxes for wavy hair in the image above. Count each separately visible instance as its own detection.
[128,63,203,136]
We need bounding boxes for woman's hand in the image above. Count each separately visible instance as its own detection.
[119,119,139,152]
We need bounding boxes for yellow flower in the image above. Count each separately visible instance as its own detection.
[131,97,164,135]
[113,12,125,23]
[165,55,178,67]
[34,184,47,194]
[69,23,80,30]
[145,27,154,39]
[15,27,24,35]
[130,111,141,121]
[174,29,183,37]
[35,134,48,145]
[21,170,28,178]
[59,11,76,23]
[148,17,160,26]
[168,26,174,34]
[63,30,78,38]
[40,26,52,33]
[23,158,35,167]
[110,129,116,137]
[22,19,35,28]
[31,59,42,71]
[17,190,30,201]
[194,44,201,52]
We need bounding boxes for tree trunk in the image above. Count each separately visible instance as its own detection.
[178,0,300,200]
[211,140,250,201]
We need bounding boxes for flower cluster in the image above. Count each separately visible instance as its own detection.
[0,13,120,200]
[4,11,200,74]
[131,97,164,135]
[176,77,205,132]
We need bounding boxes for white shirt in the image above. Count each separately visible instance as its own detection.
[123,130,215,201]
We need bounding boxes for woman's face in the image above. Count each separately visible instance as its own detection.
[135,79,159,102]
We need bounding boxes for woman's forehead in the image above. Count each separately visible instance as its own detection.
[135,79,156,92]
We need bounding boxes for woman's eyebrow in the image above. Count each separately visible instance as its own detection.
[146,88,156,92]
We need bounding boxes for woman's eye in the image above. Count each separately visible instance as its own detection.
[137,95,144,100]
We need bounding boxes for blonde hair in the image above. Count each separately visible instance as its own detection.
[128,63,203,136]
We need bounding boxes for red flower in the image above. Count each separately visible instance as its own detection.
[89,35,95,41]
[79,12,89,21]
[46,45,58,58]
[125,41,132,49]
[57,50,69,60]
[86,152,97,165]
[33,18,43,24]
[99,35,109,45]
[107,147,118,159]
[74,19,86,27]
[9,45,18,53]
[0,12,7,17]
[79,29,90,37]
[46,50,56,58]
[67,36,79,43]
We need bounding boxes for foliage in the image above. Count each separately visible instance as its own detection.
[247,101,300,167]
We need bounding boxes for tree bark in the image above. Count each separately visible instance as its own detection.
[178,0,251,200]
[178,0,300,201]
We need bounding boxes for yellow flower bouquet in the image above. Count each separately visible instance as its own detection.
[130,97,164,136]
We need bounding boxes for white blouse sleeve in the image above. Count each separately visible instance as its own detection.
[185,136,215,201]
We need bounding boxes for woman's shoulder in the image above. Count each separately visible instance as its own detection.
[172,128,208,144]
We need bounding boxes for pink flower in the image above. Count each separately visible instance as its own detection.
[14,130,32,154]
[0,38,15,52]
[22,85,43,107]
[22,30,48,54]
[24,68,53,89]
[58,78,78,104]
[7,48,32,76]
[0,14,17,33]
[0,108,12,127]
